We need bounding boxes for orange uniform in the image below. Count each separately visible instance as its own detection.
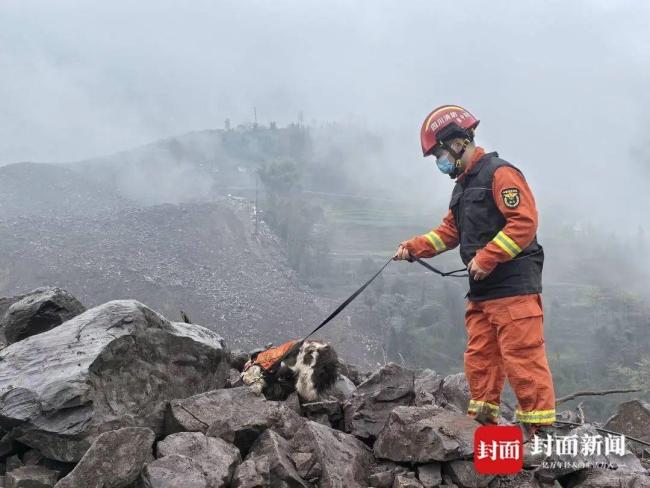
[402,147,539,271]
[402,147,556,425]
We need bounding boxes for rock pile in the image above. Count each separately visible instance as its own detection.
[0,287,647,487]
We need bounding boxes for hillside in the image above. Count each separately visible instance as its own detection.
[0,162,135,218]
[0,198,331,353]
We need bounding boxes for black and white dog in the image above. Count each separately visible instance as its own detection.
[240,339,339,402]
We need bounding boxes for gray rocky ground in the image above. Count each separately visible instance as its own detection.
[0,290,646,487]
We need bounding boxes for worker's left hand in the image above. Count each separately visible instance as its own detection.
[467,258,490,280]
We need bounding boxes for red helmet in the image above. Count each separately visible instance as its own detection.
[420,105,480,156]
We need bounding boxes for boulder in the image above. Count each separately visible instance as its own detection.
[0,431,16,458]
[392,472,422,488]
[368,463,408,488]
[488,471,539,488]
[301,401,342,429]
[225,368,243,388]
[434,373,470,414]
[156,432,240,487]
[0,300,228,462]
[229,350,250,372]
[22,449,44,466]
[232,430,308,488]
[443,460,495,488]
[0,293,28,323]
[329,374,356,401]
[56,427,154,488]
[604,400,650,454]
[368,470,394,488]
[337,361,363,386]
[374,406,478,462]
[6,465,59,487]
[141,454,207,488]
[413,369,443,407]
[416,463,442,488]
[167,387,303,455]
[6,454,22,472]
[290,420,373,487]
[343,363,415,442]
[54,427,154,488]
[0,287,85,345]
[565,468,650,488]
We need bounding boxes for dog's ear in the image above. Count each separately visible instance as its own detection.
[312,345,340,393]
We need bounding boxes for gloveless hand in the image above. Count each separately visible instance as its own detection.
[467,258,490,280]
[393,244,413,262]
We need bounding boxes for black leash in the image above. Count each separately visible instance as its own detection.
[412,255,469,278]
[265,257,392,373]
[302,257,393,341]
[265,255,468,373]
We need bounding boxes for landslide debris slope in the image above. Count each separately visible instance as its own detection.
[0,198,322,351]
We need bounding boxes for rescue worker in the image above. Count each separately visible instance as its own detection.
[393,105,556,439]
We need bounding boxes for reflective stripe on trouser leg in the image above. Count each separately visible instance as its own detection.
[491,294,556,425]
[468,399,500,419]
[464,300,506,421]
[515,408,556,424]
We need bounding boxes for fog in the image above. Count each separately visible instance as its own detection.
[1,0,649,231]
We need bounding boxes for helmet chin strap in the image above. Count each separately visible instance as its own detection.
[442,138,472,179]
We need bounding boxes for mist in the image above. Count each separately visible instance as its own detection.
[0,1,649,445]
[1,1,649,231]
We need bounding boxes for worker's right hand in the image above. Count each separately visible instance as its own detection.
[393,243,414,262]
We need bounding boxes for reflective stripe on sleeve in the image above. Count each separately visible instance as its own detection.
[492,231,522,258]
[424,231,446,252]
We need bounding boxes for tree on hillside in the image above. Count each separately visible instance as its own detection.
[258,159,330,280]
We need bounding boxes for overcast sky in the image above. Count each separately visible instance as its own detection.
[1,0,649,229]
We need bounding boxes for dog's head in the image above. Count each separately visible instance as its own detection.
[289,340,339,401]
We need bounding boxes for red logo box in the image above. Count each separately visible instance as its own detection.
[474,425,523,474]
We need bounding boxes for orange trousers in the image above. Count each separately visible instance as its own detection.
[464,293,556,425]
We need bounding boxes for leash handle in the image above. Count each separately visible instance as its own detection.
[412,254,469,278]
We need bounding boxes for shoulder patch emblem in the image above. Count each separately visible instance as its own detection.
[501,188,520,208]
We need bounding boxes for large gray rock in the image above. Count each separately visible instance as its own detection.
[329,374,356,401]
[605,400,650,454]
[413,369,443,407]
[54,427,155,488]
[343,363,415,442]
[301,401,342,429]
[443,460,495,488]
[232,430,308,488]
[416,463,442,488]
[6,465,59,487]
[374,406,478,462]
[368,470,394,488]
[167,387,303,455]
[434,373,470,414]
[392,472,422,488]
[0,300,228,462]
[0,287,85,345]
[290,420,373,488]
[141,454,207,488]
[565,468,650,488]
[156,432,240,488]
[0,293,28,323]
